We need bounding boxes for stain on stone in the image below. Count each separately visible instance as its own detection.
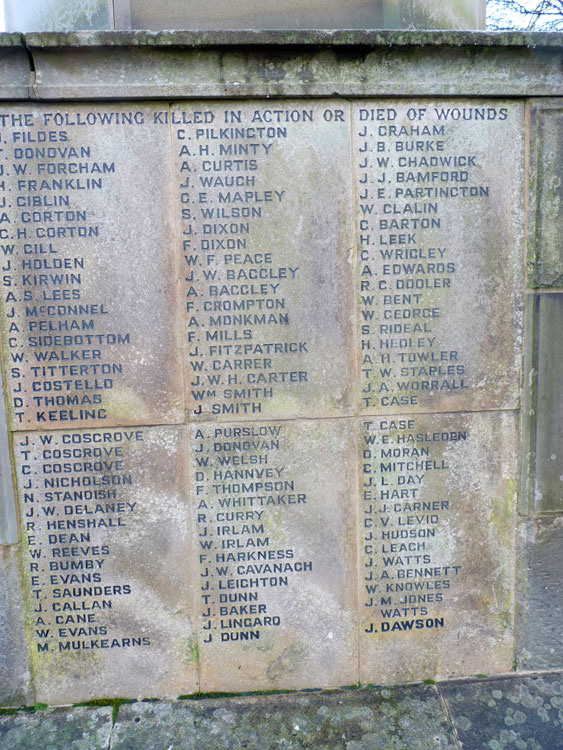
[440,674,563,750]
[0,706,113,750]
[111,685,457,749]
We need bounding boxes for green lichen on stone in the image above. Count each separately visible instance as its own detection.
[178,687,298,701]
[21,29,563,49]
[188,639,199,666]
[0,33,24,46]
[14,0,110,33]
[111,684,456,750]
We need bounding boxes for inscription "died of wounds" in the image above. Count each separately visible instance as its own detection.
[0,100,523,701]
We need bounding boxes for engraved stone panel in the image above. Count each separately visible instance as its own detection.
[359,411,518,683]
[13,425,197,703]
[353,101,523,415]
[0,92,527,700]
[189,418,358,692]
[0,104,184,431]
[173,101,355,422]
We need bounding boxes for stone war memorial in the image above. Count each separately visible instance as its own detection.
[1,0,563,713]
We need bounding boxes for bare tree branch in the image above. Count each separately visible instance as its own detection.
[487,0,563,30]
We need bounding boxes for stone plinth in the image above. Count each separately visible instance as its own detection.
[0,32,559,706]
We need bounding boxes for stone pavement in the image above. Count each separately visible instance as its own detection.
[1,672,563,749]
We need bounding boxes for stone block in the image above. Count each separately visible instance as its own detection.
[359,411,518,683]
[174,101,355,422]
[393,0,485,29]
[529,100,563,288]
[122,0,484,31]
[354,100,524,416]
[0,546,32,706]
[439,674,563,750]
[525,293,563,513]
[0,103,184,431]
[0,706,113,749]
[0,364,18,545]
[12,426,198,703]
[517,516,563,670]
[0,38,32,99]
[189,418,358,692]
[112,686,456,750]
[26,36,563,101]
[3,0,112,32]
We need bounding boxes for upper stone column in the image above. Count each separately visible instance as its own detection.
[4,0,486,32]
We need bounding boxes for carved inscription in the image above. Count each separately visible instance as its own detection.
[0,100,524,697]
[359,412,517,681]
[13,425,197,702]
[0,106,183,430]
[172,103,355,420]
[354,101,523,413]
[189,419,357,691]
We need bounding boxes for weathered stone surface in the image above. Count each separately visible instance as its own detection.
[359,411,518,683]
[0,36,557,704]
[517,516,563,670]
[189,418,358,692]
[0,546,32,706]
[176,101,354,422]
[0,42,31,99]
[0,104,184,430]
[519,292,539,515]
[529,101,563,288]
[13,426,197,703]
[111,686,456,750]
[23,36,563,100]
[6,677,563,748]
[354,100,523,415]
[394,0,485,29]
[0,364,18,545]
[528,293,563,512]
[123,0,483,31]
[4,0,112,32]
[22,30,563,47]
[0,706,113,750]
[439,674,563,750]
[3,0,485,33]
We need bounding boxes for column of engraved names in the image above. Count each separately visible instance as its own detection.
[354,102,521,413]
[173,102,354,420]
[361,418,462,635]
[14,428,146,655]
[190,423,311,645]
[0,106,182,429]
[0,110,123,428]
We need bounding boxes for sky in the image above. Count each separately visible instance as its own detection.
[487,0,554,29]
